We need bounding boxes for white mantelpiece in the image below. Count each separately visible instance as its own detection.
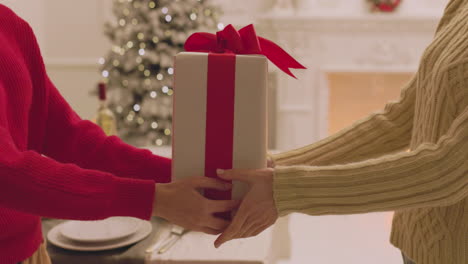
[293,0,448,16]
[257,9,444,150]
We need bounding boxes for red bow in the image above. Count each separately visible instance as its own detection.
[184,24,306,78]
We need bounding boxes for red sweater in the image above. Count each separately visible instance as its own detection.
[0,5,171,264]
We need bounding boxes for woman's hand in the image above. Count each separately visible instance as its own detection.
[153,177,240,235]
[214,168,278,248]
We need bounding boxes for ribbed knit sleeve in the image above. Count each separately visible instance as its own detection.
[41,77,171,183]
[0,126,156,220]
[273,76,416,167]
[273,105,468,216]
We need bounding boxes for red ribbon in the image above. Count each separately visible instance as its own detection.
[185,24,306,78]
[204,54,236,220]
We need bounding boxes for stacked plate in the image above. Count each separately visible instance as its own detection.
[47,217,153,251]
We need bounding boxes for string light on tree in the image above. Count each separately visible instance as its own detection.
[137,117,145,125]
[100,0,221,146]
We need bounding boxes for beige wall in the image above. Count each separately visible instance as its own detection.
[0,0,113,119]
[44,0,111,120]
[0,0,45,46]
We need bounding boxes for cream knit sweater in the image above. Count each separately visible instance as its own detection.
[272,1,468,263]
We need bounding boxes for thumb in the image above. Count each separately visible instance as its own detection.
[214,225,234,248]
[217,169,254,183]
[191,177,232,191]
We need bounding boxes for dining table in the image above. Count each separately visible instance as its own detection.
[42,217,284,264]
[41,146,289,264]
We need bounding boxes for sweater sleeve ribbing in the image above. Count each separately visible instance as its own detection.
[273,105,468,216]
[0,126,155,220]
[41,77,171,183]
[273,76,416,167]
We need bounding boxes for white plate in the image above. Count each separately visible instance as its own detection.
[60,217,142,243]
[48,221,153,251]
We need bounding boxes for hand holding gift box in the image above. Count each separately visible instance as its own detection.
[172,24,305,219]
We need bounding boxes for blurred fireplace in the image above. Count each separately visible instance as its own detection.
[327,72,413,134]
[258,12,442,151]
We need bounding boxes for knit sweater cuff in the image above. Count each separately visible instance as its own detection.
[273,166,309,217]
[272,168,291,217]
[110,177,155,220]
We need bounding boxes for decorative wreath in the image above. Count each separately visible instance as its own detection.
[368,0,402,12]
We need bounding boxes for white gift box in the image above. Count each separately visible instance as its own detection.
[172,52,268,202]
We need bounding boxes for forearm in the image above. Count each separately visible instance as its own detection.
[273,106,468,216]
[0,148,155,220]
[82,135,172,182]
[274,77,416,167]
[42,77,171,182]
[45,125,171,182]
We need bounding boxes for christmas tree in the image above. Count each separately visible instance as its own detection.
[100,0,222,146]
